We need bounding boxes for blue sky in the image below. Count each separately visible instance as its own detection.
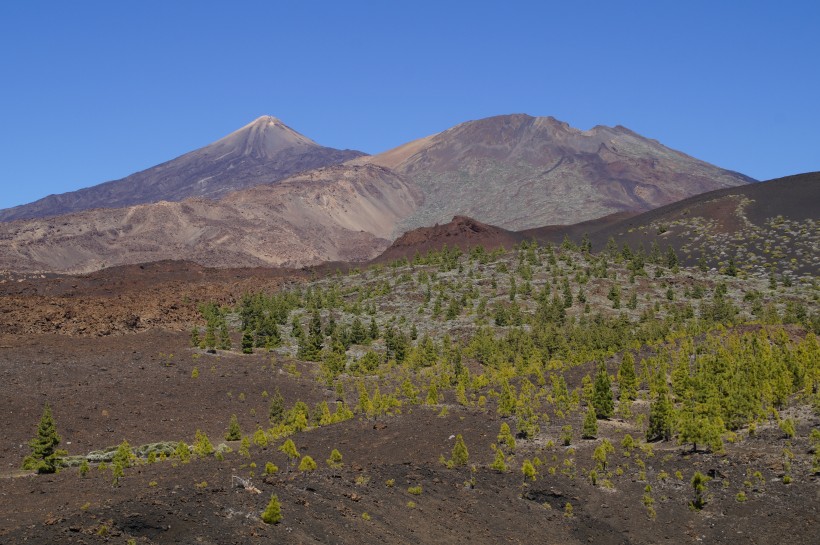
[1,1,818,210]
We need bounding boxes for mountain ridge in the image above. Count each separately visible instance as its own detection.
[0,116,365,222]
[0,113,761,273]
[355,114,753,234]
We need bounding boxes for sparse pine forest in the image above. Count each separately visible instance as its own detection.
[13,236,820,542]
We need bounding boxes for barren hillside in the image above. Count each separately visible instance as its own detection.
[354,114,753,233]
[0,116,365,222]
[0,164,421,273]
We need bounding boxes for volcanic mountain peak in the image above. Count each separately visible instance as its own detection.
[0,116,365,222]
[209,115,319,159]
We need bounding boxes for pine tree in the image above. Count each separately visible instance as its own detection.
[580,233,592,253]
[261,494,283,524]
[269,388,285,424]
[326,449,344,472]
[676,395,723,453]
[111,459,124,486]
[324,314,337,337]
[279,439,299,470]
[219,324,232,350]
[321,342,347,385]
[618,352,637,402]
[22,403,66,474]
[593,441,613,471]
[650,240,662,264]
[112,439,135,469]
[298,311,324,361]
[203,323,217,352]
[646,386,674,442]
[193,430,214,457]
[298,455,317,474]
[592,362,614,419]
[175,441,192,463]
[605,236,619,258]
[690,471,711,510]
[666,246,679,270]
[450,434,469,467]
[497,380,517,417]
[497,422,516,453]
[350,316,367,345]
[257,316,280,349]
[225,414,242,441]
[426,382,439,405]
[582,404,598,439]
[490,446,508,472]
[241,328,254,354]
[561,425,573,446]
[522,459,537,481]
[562,279,573,308]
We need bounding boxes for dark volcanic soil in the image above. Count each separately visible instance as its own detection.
[0,331,819,543]
[1,240,819,544]
[0,260,300,336]
[2,328,818,544]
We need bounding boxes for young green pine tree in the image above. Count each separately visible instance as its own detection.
[22,403,67,474]
[112,440,135,469]
[326,449,344,472]
[225,414,242,441]
[582,404,598,439]
[298,311,324,361]
[646,386,674,442]
[203,323,217,352]
[219,324,232,350]
[269,388,285,424]
[299,455,317,474]
[522,459,537,481]
[490,446,508,472]
[450,434,469,467]
[618,352,637,402]
[261,494,283,524]
[497,422,516,453]
[690,471,711,510]
[592,362,614,419]
[241,328,254,354]
[193,430,214,457]
[279,439,299,470]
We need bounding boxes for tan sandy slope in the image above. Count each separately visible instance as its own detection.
[0,164,421,273]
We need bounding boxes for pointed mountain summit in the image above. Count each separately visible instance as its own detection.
[0,116,365,222]
[211,115,318,159]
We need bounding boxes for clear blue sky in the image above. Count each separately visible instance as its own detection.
[1,1,818,209]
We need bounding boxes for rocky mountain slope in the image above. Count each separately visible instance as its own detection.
[355,114,754,233]
[375,173,818,278]
[0,164,421,273]
[585,171,820,277]
[0,113,760,274]
[0,116,365,222]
